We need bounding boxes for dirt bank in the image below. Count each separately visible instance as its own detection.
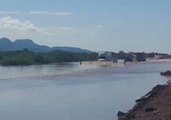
[117,83,171,120]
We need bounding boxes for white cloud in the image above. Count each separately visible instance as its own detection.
[0,11,73,16]
[93,24,103,29]
[0,16,40,32]
[0,11,21,14]
[29,11,73,16]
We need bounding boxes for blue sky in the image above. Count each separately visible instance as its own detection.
[0,0,171,53]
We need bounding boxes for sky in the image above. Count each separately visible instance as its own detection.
[0,0,171,53]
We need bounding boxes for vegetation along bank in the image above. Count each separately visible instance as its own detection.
[0,49,98,66]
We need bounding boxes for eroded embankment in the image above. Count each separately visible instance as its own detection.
[117,83,171,120]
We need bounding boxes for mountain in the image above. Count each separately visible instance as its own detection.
[0,38,14,51]
[0,38,93,53]
[13,39,51,52]
[52,46,92,53]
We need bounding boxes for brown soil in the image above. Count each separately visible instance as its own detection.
[118,83,171,120]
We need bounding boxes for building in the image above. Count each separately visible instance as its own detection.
[98,51,113,61]
[135,52,146,61]
[125,53,137,62]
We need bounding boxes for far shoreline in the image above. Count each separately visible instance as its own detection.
[1,58,171,67]
[82,58,171,66]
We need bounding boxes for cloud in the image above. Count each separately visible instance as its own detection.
[93,24,103,29]
[0,11,21,14]
[0,11,73,16]
[29,11,73,16]
[0,16,40,32]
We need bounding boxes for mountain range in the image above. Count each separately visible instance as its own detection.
[0,38,93,53]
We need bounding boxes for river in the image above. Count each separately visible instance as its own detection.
[0,62,169,120]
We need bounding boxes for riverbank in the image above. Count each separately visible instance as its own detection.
[82,59,171,67]
[117,81,171,120]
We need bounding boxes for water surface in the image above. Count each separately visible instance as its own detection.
[0,62,169,120]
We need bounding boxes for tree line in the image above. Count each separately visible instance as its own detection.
[0,49,98,66]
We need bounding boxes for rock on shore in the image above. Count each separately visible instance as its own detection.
[160,70,171,76]
[117,83,171,120]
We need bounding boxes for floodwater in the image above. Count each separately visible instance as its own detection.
[0,62,169,120]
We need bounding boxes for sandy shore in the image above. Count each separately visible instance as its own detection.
[82,61,125,67]
[146,58,171,63]
[117,82,171,120]
[82,59,171,66]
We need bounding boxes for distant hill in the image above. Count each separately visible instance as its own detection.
[52,46,92,53]
[0,38,93,53]
[13,39,51,52]
[0,38,13,51]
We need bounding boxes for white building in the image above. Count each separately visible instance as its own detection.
[98,51,113,61]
